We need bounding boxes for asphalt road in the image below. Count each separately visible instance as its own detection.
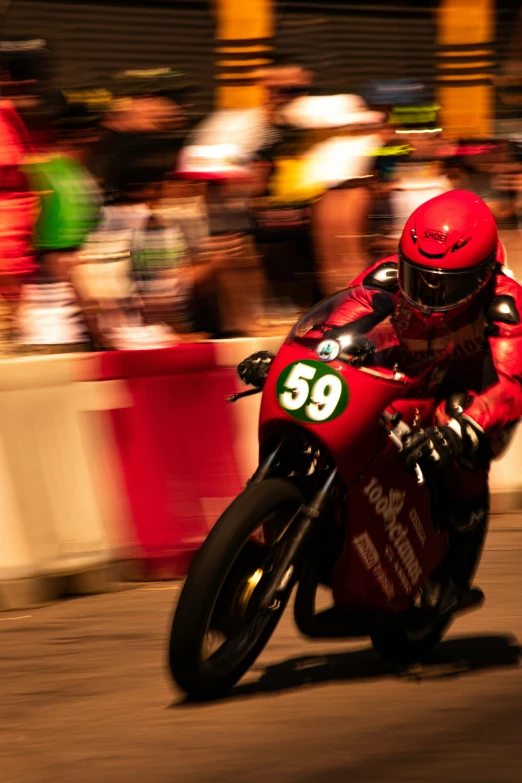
[2,517,522,783]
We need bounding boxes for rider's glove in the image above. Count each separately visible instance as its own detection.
[237,351,275,388]
[402,417,483,471]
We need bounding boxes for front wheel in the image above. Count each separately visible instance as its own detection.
[168,478,304,699]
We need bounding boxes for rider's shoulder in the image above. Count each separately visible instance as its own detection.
[359,255,399,293]
[486,268,522,327]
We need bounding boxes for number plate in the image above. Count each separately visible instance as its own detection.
[276,360,349,423]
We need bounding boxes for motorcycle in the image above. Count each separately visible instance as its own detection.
[167,286,486,699]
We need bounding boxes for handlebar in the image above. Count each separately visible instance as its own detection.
[227,387,263,403]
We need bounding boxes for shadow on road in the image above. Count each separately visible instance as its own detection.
[173,633,521,706]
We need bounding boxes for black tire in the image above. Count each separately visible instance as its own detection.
[167,478,304,699]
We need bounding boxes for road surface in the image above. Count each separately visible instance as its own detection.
[2,516,522,783]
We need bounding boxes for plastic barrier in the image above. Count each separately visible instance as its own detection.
[84,344,246,578]
[490,428,522,513]
[0,354,129,610]
[1,335,522,609]
[79,338,284,580]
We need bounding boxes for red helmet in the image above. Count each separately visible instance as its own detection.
[398,190,499,314]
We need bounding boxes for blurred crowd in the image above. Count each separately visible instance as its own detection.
[2,37,522,353]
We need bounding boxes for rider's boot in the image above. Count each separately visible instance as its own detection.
[440,490,489,613]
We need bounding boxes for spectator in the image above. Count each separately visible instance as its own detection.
[245,62,319,313]
[483,138,522,274]
[0,100,37,301]
[283,94,386,295]
[0,36,54,150]
[94,68,196,205]
[76,151,241,344]
[16,87,105,352]
[156,176,209,252]
[176,147,267,337]
[0,42,44,351]
[368,99,453,259]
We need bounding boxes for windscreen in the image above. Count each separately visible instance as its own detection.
[287,286,453,382]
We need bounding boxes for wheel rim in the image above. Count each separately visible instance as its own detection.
[198,502,300,680]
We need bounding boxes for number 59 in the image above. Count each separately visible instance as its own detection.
[279,362,344,422]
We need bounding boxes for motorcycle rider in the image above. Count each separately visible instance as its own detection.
[237,190,522,602]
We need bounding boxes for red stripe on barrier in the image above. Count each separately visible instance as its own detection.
[97,343,218,380]
[88,344,245,578]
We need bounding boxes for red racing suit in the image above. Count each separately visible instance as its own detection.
[343,251,522,501]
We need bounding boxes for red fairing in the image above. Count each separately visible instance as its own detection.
[259,341,394,488]
[332,458,447,612]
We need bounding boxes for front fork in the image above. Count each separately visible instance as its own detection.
[257,466,339,612]
[248,443,282,486]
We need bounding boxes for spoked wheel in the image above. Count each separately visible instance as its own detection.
[168,478,304,700]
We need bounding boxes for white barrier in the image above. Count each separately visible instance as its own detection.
[0,354,129,609]
[490,427,522,513]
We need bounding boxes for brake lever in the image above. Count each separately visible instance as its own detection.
[227,388,263,403]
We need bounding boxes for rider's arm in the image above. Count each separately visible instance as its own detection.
[324,256,399,329]
[457,273,522,434]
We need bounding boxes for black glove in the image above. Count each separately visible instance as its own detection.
[237,351,275,388]
[402,417,484,472]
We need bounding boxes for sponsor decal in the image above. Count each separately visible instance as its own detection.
[353,531,380,570]
[316,339,340,362]
[385,545,412,595]
[277,360,348,423]
[423,229,447,243]
[372,562,396,601]
[353,532,395,601]
[363,477,405,527]
[364,477,423,586]
[409,507,426,547]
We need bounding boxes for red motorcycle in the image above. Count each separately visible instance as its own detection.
[168,287,485,699]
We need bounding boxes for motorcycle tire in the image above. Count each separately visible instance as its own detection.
[167,477,304,700]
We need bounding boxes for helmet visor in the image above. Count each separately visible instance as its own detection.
[399,253,495,312]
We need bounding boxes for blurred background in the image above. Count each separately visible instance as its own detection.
[0,0,521,352]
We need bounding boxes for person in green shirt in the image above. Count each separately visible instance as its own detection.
[23,87,106,261]
[17,87,106,351]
